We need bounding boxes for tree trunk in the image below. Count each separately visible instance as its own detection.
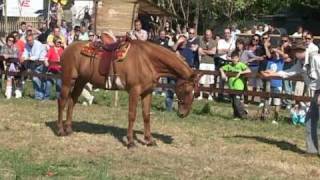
[193,0,200,31]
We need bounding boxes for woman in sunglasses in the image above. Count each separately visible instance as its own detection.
[0,34,21,99]
[44,37,64,100]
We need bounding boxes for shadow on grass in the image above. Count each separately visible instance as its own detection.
[45,121,173,147]
[224,135,306,154]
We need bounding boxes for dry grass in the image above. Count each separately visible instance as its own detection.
[0,93,319,179]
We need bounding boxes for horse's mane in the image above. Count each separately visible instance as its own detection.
[129,40,194,80]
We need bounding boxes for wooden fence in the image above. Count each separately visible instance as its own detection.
[0,17,42,37]
[0,57,311,103]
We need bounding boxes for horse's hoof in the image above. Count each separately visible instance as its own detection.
[127,142,137,149]
[145,140,157,147]
[57,129,67,136]
[65,127,73,135]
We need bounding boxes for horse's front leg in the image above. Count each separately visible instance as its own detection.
[127,89,140,148]
[141,92,156,146]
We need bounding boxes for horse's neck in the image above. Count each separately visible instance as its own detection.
[150,48,193,80]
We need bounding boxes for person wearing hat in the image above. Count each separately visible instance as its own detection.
[262,40,320,156]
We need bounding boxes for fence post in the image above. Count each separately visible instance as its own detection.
[114,91,119,107]
[4,0,8,37]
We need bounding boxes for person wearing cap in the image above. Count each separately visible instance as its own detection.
[262,40,320,156]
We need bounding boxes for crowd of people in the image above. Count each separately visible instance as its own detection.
[0,19,320,122]
[152,23,320,125]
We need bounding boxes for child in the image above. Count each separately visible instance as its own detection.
[290,102,308,125]
[220,51,251,119]
[261,48,284,124]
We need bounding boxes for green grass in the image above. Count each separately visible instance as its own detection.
[0,82,319,179]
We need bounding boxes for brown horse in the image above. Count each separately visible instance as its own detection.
[58,39,200,148]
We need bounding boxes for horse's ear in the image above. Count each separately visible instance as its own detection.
[101,31,117,45]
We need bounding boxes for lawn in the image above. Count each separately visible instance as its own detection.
[0,86,319,179]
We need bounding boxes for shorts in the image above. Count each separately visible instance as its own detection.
[269,87,282,106]
[199,63,215,85]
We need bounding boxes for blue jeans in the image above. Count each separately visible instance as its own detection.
[165,78,176,112]
[44,72,62,99]
[282,80,293,106]
[305,91,320,154]
[32,65,46,100]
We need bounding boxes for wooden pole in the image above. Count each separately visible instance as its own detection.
[114,91,119,107]
[4,0,8,37]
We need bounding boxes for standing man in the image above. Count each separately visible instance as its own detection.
[128,19,148,41]
[216,28,236,100]
[186,28,200,69]
[154,30,175,111]
[263,40,320,156]
[198,29,217,100]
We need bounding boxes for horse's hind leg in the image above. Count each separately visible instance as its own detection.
[57,78,74,136]
[64,79,87,135]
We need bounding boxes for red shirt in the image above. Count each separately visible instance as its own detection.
[15,40,25,58]
[46,47,63,72]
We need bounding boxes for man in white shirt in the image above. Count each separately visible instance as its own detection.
[128,20,148,41]
[217,28,235,60]
[305,33,319,55]
[263,40,320,156]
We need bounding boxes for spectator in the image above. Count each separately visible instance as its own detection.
[47,26,67,47]
[217,28,235,61]
[256,24,266,36]
[18,22,27,38]
[164,21,175,35]
[68,26,81,45]
[290,102,308,125]
[186,28,200,68]
[231,24,241,42]
[172,35,195,68]
[21,35,47,100]
[292,26,304,38]
[128,19,148,41]
[60,20,68,40]
[305,32,319,55]
[280,35,294,109]
[0,34,21,99]
[262,48,285,124]
[79,26,89,41]
[216,28,236,100]
[153,30,175,111]
[44,37,63,99]
[198,29,217,100]
[88,31,96,42]
[220,51,251,120]
[304,32,319,97]
[37,22,51,44]
[262,40,320,155]
[10,31,25,58]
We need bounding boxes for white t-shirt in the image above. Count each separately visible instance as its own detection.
[292,32,303,38]
[217,39,235,60]
[130,29,148,41]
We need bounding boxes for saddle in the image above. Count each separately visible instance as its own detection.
[80,32,131,76]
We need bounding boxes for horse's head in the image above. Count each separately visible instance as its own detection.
[175,73,202,118]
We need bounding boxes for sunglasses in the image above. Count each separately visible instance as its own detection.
[281,40,288,42]
[89,34,95,37]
